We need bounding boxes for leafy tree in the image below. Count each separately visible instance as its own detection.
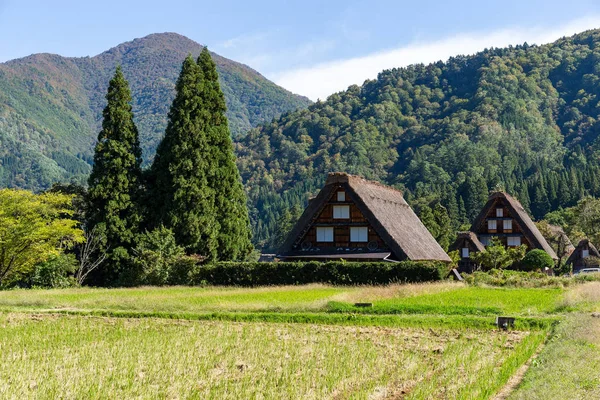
[470,238,526,271]
[270,203,303,252]
[0,189,84,286]
[149,55,219,258]
[521,249,555,272]
[87,66,143,284]
[198,48,253,260]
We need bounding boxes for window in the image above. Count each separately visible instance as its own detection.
[507,236,521,246]
[333,205,350,219]
[583,249,590,258]
[337,191,346,202]
[350,227,368,242]
[462,248,470,258]
[316,227,334,242]
[488,220,497,231]
[503,220,513,231]
[480,237,490,246]
[496,208,504,217]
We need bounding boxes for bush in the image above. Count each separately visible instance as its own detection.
[131,227,186,286]
[186,261,447,286]
[30,254,78,288]
[520,250,555,272]
[463,268,573,288]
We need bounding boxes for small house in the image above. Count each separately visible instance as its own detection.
[449,192,557,272]
[278,172,451,263]
[566,239,600,272]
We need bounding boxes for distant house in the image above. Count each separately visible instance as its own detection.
[278,172,451,263]
[566,239,600,272]
[449,192,557,272]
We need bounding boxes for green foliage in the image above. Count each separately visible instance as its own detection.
[87,67,143,285]
[188,261,446,286]
[237,30,600,249]
[131,227,185,286]
[470,238,527,270]
[521,249,555,272]
[149,55,219,258]
[197,48,253,260]
[0,33,310,191]
[463,268,583,288]
[0,189,84,286]
[29,254,78,289]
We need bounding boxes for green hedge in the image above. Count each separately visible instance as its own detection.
[185,261,446,286]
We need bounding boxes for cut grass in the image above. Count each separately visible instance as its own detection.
[0,313,545,399]
[509,313,600,399]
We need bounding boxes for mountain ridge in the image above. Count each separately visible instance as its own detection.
[0,32,310,189]
[237,28,600,249]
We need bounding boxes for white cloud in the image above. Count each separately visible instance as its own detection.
[273,16,600,101]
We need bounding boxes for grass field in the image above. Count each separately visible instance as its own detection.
[0,281,596,399]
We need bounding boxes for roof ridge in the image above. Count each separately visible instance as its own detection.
[326,172,404,195]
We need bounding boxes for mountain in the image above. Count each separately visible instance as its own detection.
[237,28,600,249]
[0,32,310,190]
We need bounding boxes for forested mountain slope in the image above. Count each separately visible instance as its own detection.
[0,33,310,190]
[236,29,600,249]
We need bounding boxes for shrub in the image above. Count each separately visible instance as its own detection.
[131,227,186,286]
[188,261,447,286]
[520,250,555,272]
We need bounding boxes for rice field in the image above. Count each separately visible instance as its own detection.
[0,282,596,399]
[0,313,544,399]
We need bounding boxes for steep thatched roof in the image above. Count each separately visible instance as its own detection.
[471,192,558,260]
[546,224,575,255]
[566,239,600,267]
[450,231,486,253]
[279,172,451,262]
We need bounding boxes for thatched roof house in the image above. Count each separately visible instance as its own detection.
[566,239,600,271]
[470,192,558,259]
[278,172,451,262]
[448,232,485,272]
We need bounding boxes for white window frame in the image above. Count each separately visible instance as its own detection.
[350,227,368,242]
[333,205,350,219]
[583,249,590,258]
[316,227,334,242]
[337,191,346,202]
[462,248,470,258]
[488,220,497,230]
[496,208,504,217]
[507,236,521,246]
[503,220,512,231]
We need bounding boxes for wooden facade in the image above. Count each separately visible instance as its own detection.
[450,192,558,272]
[566,239,600,272]
[278,173,451,262]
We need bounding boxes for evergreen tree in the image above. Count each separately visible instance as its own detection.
[149,55,219,258]
[198,48,253,260]
[87,66,143,284]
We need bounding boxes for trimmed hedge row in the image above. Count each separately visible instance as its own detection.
[185,261,447,286]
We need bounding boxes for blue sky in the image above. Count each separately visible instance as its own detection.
[2,0,600,100]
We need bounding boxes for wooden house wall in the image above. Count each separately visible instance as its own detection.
[474,198,534,249]
[302,188,389,250]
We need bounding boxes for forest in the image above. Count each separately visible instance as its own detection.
[236,28,600,251]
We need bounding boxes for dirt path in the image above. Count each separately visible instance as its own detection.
[491,337,546,400]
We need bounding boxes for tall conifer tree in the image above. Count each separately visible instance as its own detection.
[198,48,253,260]
[87,66,143,283]
[149,55,219,258]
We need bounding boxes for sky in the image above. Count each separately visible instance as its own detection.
[2,1,600,100]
